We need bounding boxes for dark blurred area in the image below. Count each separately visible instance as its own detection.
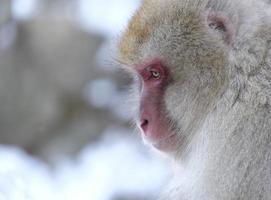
[0,0,129,162]
[0,0,169,200]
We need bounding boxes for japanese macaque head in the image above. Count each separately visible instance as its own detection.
[118,0,236,157]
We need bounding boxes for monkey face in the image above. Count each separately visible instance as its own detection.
[133,58,178,153]
[119,1,232,156]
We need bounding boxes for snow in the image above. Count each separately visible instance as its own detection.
[0,128,170,200]
[11,0,38,20]
[77,0,141,36]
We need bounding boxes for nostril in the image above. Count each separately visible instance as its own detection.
[140,119,149,130]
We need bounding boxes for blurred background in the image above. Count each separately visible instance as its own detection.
[0,0,171,199]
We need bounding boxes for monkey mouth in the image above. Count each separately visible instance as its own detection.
[137,115,177,152]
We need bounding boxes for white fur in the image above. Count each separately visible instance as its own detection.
[153,0,271,199]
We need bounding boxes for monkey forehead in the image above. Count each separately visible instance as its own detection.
[118,0,212,66]
[118,0,159,65]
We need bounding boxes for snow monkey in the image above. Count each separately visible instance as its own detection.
[118,0,271,199]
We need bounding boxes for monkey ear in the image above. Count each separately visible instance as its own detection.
[207,11,235,46]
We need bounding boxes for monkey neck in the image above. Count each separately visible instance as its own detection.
[171,86,271,199]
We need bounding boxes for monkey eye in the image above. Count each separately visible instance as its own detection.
[146,67,161,80]
[150,69,160,78]
[137,62,167,83]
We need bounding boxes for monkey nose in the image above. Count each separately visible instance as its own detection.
[140,119,149,132]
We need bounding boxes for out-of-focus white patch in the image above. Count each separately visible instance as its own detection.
[83,79,135,121]
[83,79,117,109]
[0,127,170,200]
[110,90,135,121]
[11,0,37,20]
[77,0,141,36]
[0,146,53,200]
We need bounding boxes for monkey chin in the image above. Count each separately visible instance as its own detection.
[142,132,177,153]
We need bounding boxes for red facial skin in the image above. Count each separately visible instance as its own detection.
[135,59,177,152]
